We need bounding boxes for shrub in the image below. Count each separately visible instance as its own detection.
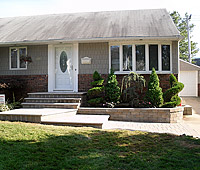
[121,72,146,107]
[93,71,102,81]
[0,81,26,102]
[87,71,104,106]
[91,79,104,87]
[87,98,103,106]
[162,74,184,108]
[87,86,105,99]
[105,69,121,104]
[0,104,10,112]
[145,68,163,108]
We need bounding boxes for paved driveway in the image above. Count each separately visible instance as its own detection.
[182,97,200,135]
[104,97,200,138]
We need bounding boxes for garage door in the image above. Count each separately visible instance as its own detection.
[179,71,198,96]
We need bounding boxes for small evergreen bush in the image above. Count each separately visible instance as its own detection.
[105,69,121,104]
[91,79,104,87]
[87,86,104,99]
[93,71,103,81]
[145,68,163,108]
[162,74,184,108]
[87,71,104,106]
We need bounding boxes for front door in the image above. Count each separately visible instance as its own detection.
[55,46,73,91]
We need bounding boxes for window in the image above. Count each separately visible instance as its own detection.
[149,45,158,71]
[136,45,145,71]
[110,43,171,73]
[123,45,132,71]
[111,46,119,71]
[162,45,170,71]
[10,47,27,69]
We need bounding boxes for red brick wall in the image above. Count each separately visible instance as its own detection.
[0,75,48,101]
[198,84,200,97]
[78,74,177,93]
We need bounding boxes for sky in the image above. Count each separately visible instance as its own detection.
[0,0,200,57]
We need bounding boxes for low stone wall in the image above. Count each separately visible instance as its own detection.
[78,107,184,123]
[183,105,192,115]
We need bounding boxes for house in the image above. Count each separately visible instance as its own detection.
[179,59,200,97]
[0,9,181,97]
[193,58,200,66]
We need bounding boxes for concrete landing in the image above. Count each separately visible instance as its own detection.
[0,108,110,129]
[1,108,77,116]
[42,115,110,129]
[0,108,77,123]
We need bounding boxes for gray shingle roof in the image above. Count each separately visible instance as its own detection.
[180,59,200,71]
[0,9,181,44]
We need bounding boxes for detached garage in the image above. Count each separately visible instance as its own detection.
[179,59,200,97]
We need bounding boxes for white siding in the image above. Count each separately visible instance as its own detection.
[179,71,198,97]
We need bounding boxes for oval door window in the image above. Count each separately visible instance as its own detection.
[60,51,68,73]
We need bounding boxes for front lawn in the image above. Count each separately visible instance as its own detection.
[0,121,199,170]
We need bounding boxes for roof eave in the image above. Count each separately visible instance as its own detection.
[0,35,182,45]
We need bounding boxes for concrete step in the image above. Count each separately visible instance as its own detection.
[0,108,77,123]
[24,98,81,103]
[41,115,110,129]
[22,103,80,109]
[28,92,86,98]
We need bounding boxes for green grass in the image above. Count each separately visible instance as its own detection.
[0,121,200,170]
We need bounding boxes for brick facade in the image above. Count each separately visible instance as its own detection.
[0,75,48,101]
[198,84,200,97]
[78,73,177,93]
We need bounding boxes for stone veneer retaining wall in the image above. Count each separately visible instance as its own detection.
[78,74,177,92]
[78,107,184,123]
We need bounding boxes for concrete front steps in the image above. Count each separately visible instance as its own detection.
[22,92,86,109]
[1,92,110,128]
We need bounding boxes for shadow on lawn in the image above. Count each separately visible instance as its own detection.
[0,129,200,170]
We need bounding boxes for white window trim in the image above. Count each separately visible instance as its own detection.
[109,41,172,74]
[9,47,27,70]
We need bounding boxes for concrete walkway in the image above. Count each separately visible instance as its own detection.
[103,97,200,138]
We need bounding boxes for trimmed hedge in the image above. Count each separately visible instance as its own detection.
[87,71,104,106]
[162,74,184,108]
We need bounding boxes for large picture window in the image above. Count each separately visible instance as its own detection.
[110,43,171,73]
[10,47,27,70]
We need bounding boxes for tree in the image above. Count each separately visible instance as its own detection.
[121,72,146,107]
[105,69,121,104]
[170,11,199,61]
[145,68,163,108]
